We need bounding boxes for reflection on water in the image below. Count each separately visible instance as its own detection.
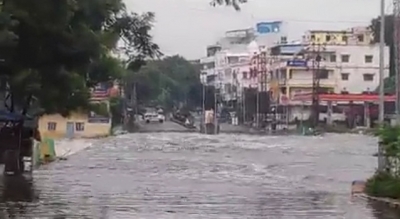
[369,201,400,219]
[0,175,37,218]
[0,175,36,202]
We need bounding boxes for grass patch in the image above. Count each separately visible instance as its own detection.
[365,171,400,199]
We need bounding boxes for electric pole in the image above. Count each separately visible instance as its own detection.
[378,0,386,172]
[310,43,322,128]
[378,0,385,124]
[395,0,400,124]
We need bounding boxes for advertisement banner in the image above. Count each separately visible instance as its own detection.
[88,111,110,123]
[286,59,308,67]
[256,21,282,34]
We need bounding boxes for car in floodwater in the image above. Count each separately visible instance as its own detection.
[144,111,165,123]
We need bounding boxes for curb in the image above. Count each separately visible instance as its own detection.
[351,180,400,209]
[354,193,400,209]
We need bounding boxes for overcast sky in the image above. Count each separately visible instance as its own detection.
[125,0,389,60]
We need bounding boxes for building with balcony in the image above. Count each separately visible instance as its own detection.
[269,26,389,123]
[303,26,374,46]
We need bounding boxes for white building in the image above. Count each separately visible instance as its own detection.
[320,45,389,93]
[268,26,390,122]
[270,28,389,101]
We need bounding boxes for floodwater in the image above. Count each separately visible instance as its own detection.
[0,133,399,218]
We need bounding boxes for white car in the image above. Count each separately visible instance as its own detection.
[145,112,164,123]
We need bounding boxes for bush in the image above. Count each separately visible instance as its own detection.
[365,171,400,199]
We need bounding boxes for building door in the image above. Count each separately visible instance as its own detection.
[66,122,75,139]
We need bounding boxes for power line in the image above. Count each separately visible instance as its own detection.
[175,5,390,24]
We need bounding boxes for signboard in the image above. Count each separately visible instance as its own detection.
[225,29,248,38]
[280,45,304,54]
[286,59,308,67]
[256,21,282,34]
[88,111,110,123]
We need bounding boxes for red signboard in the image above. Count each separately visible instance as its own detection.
[292,93,396,102]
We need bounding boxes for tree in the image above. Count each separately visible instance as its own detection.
[0,0,160,115]
[125,55,202,110]
[370,15,395,93]
[0,0,244,116]
[211,0,248,10]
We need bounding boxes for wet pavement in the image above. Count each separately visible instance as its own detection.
[137,121,196,133]
[0,133,400,218]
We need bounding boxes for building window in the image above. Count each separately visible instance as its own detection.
[317,69,329,79]
[357,35,364,42]
[242,71,248,79]
[342,35,348,42]
[341,73,349,80]
[329,55,336,62]
[341,55,350,63]
[311,35,315,40]
[325,35,331,41]
[75,122,85,131]
[363,73,374,81]
[365,55,373,63]
[47,122,57,131]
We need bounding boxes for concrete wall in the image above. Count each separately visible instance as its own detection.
[39,112,111,139]
[324,45,390,93]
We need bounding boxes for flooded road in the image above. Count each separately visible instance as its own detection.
[0,133,399,218]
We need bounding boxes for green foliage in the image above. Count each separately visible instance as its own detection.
[370,15,396,94]
[0,0,159,115]
[124,55,202,110]
[89,102,109,117]
[109,96,123,126]
[376,76,396,94]
[366,126,400,198]
[365,171,400,199]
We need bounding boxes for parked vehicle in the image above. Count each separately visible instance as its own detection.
[145,112,164,123]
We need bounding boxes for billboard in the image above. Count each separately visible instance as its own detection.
[225,29,251,38]
[88,111,110,123]
[256,21,282,34]
[280,45,304,54]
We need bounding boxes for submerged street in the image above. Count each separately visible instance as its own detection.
[0,132,399,218]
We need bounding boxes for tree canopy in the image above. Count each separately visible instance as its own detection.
[370,15,395,94]
[0,0,160,115]
[0,0,244,116]
[125,55,202,110]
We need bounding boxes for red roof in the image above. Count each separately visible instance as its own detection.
[292,93,396,102]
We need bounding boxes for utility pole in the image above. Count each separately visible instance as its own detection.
[379,0,385,124]
[243,87,246,124]
[395,0,400,124]
[202,84,205,116]
[311,43,322,128]
[378,0,386,172]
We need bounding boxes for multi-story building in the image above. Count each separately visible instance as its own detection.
[303,26,373,46]
[269,26,389,122]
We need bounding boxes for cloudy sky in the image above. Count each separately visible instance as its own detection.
[125,0,390,60]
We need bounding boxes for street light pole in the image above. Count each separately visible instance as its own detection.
[378,0,385,124]
[378,0,386,172]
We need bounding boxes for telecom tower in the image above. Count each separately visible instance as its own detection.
[394,0,400,122]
